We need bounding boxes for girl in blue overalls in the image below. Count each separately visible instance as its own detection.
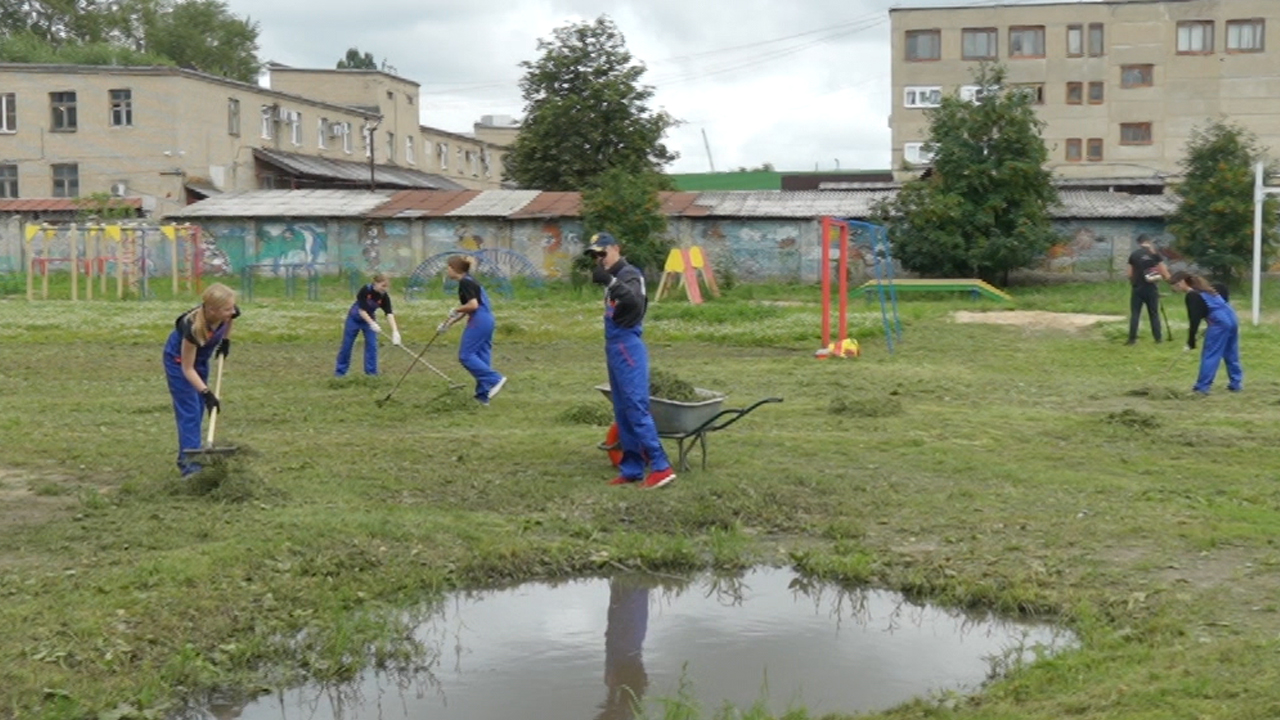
[439,256,506,404]
[335,273,401,376]
[162,283,239,477]
[1171,271,1243,395]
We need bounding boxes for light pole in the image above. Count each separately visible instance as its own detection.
[1251,161,1280,326]
[364,118,381,192]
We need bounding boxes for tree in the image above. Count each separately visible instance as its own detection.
[873,64,1059,284]
[505,15,678,191]
[337,47,377,70]
[0,0,260,83]
[1167,121,1278,286]
[581,167,671,276]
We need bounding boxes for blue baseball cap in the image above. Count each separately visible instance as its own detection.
[586,232,618,255]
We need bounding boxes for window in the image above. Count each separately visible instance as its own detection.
[260,105,273,139]
[903,142,934,166]
[1066,82,1083,104]
[1067,25,1083,57]
[1065,139,1082,162]
[228,98,240,136]
[0,93,14,133]
[1177,21,1214,53]
[341,122,353,153]
[1009,26,1045,57]
[959,85,994,103]
[1088,81,1104,104]
[1087,138,1103,162]
[0,164,17,197]
[438,142,448,169]
[50,91,76,131]
[289,111,301,146]
[903,86,942,108]
[1121,65,1154,88]
[109,89,132,127]
[52,163,78,197]
[1088,23,1105,56]
[406,94,414,105]
[1227,19,1264,52]
[406,136,415,164]
[387,132,395,162]
[962,28,997,59]
[318,118,328,149]
[905,30,941,61]
[1121,122,1152,145]
[1013,83,1045,104]
[364,123,373,159]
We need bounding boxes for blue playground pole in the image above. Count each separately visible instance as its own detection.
[845,220,902,354]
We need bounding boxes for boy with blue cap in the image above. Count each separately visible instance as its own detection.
[587,231,676,489]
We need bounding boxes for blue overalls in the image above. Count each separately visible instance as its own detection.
[1194,292,1243,394]
[458,279,504,402]
[163,317,230,476]
[605,292,672,481]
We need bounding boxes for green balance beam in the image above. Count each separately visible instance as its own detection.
[858,279,1013,302]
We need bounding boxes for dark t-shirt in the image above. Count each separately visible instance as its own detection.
[457,275,482,306]
[1128,248,1163,287]
[1184,283,1230,348]
[351,284,392,318]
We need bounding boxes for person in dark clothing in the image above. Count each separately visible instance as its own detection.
[438,256,506,405]
[587,232,675,489]
[1180,278,1230,350]
[1126,235,1169,344]
[595,577,651,720]
[334,273,400,376]
[1170,271,1242,395]
[162,283,240,477]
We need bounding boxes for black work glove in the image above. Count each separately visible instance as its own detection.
[216,338,231,357]
[591,265,614,286]
[201,389,221,415]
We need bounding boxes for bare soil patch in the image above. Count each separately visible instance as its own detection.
[953,310,1124,331]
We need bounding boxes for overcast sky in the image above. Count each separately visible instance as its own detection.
[219,0,1086,174]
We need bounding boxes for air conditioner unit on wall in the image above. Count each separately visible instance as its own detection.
[330,123,347,138]
[277,106,290,121]
[110,181,128,197]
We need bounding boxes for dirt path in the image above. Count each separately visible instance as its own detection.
[953,310,1125,331]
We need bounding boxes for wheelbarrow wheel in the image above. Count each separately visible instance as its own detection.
[601,422,622,468]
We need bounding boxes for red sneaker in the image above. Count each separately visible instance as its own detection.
[641,468,676,489]
[608,476,639,486]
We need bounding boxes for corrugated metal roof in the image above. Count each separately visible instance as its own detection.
[0,198,143,212]
[446,190,543,217]
[660,192,714,216]
[254,148,465,190]
[169,189,395,218]
[694,191,898,218]
[1054,190,1177,218]
[368,190,481,218]
[508,191,581,219]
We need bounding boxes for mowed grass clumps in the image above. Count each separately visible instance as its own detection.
[3,279,1280,720]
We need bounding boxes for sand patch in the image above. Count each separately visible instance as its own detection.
[952,310,1125,331]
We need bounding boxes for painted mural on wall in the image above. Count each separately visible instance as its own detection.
[697,219,813,282]
[192,220,247,276]
[353,220,413,275]
[255,221,328,274]
[1045,220,1176,275]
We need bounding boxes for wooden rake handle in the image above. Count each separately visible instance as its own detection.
[206,353,225,446]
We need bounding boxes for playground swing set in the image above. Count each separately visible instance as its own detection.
[22,222,208,301]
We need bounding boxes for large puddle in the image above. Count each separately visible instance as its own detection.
[201,567,1073,719]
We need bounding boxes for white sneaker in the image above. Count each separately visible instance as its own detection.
[488,376,507,401]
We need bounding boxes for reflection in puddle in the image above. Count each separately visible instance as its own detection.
[201,567,1073,720]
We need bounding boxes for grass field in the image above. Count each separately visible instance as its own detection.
[3,277,1280,719]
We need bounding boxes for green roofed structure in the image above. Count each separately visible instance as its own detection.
[669,170,896,192]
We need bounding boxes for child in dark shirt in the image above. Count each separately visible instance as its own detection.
[335,273,401,376]
[162,283,239,476]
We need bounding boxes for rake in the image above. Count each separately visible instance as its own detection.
[182,353,238,459]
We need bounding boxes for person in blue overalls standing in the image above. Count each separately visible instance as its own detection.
[439,256,506,405]
[335,273,401,376]
[162,283,240,477]
[587,232,675,489]
[1170,271,1243,395]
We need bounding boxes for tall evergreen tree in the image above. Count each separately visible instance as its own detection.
[874,64,1059,284]
[505,15,677,191]
[336,47,378,70]
[1167,121,1278,286]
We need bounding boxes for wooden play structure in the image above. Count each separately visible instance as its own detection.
[856,278,1013,302]
[654,246,720,304]
[23,223,206,300]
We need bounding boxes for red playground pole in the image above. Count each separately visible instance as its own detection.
[820,217,835,350]
[837,221,849,347]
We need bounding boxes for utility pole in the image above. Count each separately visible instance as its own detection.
[701,128,716,173]
[365,118,381,192]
